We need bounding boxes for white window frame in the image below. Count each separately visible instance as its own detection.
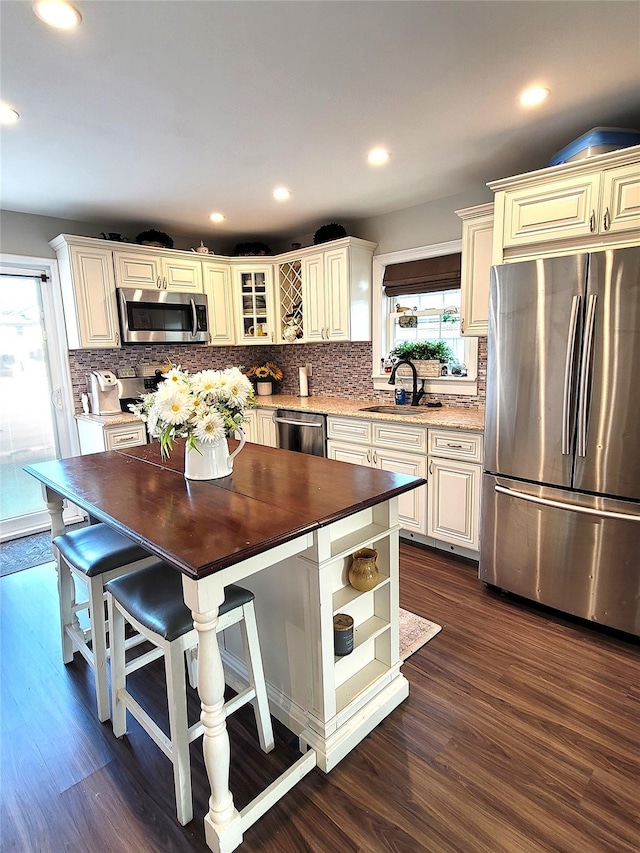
[371,239,478,396]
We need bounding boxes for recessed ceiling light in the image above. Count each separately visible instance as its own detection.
[519,86,550,107]
[209,212,225,223]
[273,187,291,201]
[0,103,20,125]
[33,0,82,30]
[367,147,390,166]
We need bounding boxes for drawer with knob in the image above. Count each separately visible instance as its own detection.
[428,428,483,463]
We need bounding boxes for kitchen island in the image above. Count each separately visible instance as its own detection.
[26,440,425,853]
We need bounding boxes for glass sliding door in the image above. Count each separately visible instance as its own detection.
[0,262,79,539]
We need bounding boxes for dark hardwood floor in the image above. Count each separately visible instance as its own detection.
[1,542,638,852]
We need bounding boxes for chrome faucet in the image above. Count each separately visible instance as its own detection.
[388,358,425,407]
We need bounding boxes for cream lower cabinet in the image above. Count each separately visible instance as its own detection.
[427,428,483,552]
[243,409,277,447]
[76,417,147,454]
[50,236,121,349]
[327,417,427,534]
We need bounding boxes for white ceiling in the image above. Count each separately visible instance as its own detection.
[1,0,639,244]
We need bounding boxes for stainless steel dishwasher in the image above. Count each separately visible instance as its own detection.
[275,409,327,457]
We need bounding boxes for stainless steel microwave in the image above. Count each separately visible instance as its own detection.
[117,287,209,344]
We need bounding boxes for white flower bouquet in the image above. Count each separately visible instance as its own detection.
[130,365,256,458]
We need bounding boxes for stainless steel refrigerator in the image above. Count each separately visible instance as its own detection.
[480,247,640,636]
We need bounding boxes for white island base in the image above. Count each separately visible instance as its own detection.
[218,497,409,775]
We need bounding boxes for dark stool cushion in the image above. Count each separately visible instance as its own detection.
[53,523,150,577]
[106,562,254,642]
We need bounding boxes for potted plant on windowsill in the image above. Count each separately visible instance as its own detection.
[244,361,283,396]
[389,340,455,378]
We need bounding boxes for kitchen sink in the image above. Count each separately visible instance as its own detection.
[359,405,424,416]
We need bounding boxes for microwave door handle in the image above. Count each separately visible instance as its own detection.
[189,298,198,337]
[577,294,597,457]
[561,295,581,455]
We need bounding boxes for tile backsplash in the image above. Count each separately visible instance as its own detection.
[68,339,486,412]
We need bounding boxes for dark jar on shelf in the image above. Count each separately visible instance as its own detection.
[333,613,354,656]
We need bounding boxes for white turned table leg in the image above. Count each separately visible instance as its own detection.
[43,485,65,542]
[183,576,243,853]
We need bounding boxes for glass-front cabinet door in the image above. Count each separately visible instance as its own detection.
[233,264,276,344]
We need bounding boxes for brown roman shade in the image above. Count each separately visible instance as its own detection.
[383,253,461,298]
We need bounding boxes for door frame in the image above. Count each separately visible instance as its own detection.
[0,254,82,539]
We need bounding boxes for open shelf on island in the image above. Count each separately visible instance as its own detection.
[334,615,389,665]
[335,659,389,714]
[332,576,390,612]
[329,522,399,563]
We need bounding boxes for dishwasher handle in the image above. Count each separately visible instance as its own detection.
[274,416,324,428]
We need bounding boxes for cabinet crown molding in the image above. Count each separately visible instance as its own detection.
[487,143,640,193]
[49,233,378,263]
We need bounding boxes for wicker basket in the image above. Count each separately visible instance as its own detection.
[395,360,441,379]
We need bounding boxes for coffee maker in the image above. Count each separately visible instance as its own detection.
[88,370,121,415]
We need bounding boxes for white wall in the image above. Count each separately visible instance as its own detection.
[1,183,493,262]
[352,188,493,254]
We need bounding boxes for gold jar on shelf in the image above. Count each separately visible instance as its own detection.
[348,547,380,592]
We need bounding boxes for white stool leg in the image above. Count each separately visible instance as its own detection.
[165,640,193,826]
[108,595,127,737]
[88,575,110,722]
[55,550,75,664]
[240,601,274,753]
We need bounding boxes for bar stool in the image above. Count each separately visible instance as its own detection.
[53,523,155,722]
[106,561,274,826]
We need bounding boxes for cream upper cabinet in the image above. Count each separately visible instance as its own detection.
[302,252,327,341]
[202,260,234,346]
[302,239,376,342]
[490,145,640,263]
[456,203,494,337]
[113,249,203,292]
[233,263,277,345]
[50,235,121,349]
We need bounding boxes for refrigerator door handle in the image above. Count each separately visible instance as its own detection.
[577,294,598,457]
[561,294,581,455]
[494,484,640,522]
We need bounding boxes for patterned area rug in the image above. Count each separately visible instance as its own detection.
[0,531,55,577]
[0,524,85,577]
[399,608,442,660]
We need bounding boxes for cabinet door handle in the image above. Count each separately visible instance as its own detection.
[603,207,611,231]
[461,318,465,334]
[163,277,168,289]
[372,451,378,465]
[366,449,371,464]
[589,210,596,233]
[446,443,464,449]
[115,331,120,346]
[156,276,162,289]
[429,460,433,475]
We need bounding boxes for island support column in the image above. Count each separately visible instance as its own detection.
[182,575,243,853]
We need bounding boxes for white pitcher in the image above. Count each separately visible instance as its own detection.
[184,430,246,480]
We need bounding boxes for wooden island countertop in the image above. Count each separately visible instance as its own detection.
[26,439,423,579]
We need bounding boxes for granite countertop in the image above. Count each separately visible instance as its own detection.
[75,412,141,426]
[254,395,485,431]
